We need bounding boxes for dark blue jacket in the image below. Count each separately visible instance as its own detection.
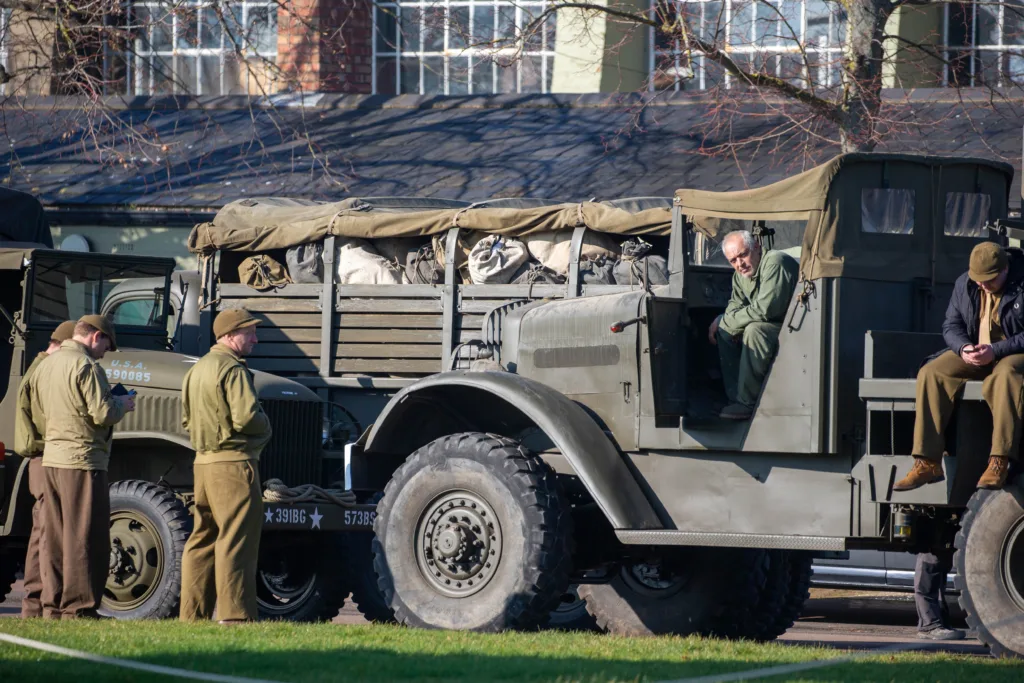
[943,248,1024,359]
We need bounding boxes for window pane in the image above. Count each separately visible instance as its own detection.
[474,5,494,42]
[151,8,173,51]
[177,55,197,93]
[1007,0,1024,41]
[248,6,277,55]
[152,56,174,92]
[422,55,443,92]
[400,56,420,93]
[134,5,152,51]
[422,6,444,51]
[702,1,725,43]
[112,299,157,326]
[225,53,245,94]
[779,0,801,47]
[945,192,991,237]
[521,55,542,92]
[201,7,222,49]
[976,6,1000,45]
[376,5,398,52]
[495,55,517,92]
[472,56,493,93]
[497,4,516,43]
[200,55,221,94]
[450,5,469,50]
[400,6,421,52]
[449,56,470,93]
[177,6,199,50]
[806,0,831,43]
[728,0,754,45]
[376,56,397,93]
[544,12,556,49]
[861,189,915,235]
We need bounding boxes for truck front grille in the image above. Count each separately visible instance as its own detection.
[259,399,323,487]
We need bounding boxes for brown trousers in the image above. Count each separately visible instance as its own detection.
[914,350,1024,461]
[180,460,263,622]
[40,467,109,619]
[20,457,46,618]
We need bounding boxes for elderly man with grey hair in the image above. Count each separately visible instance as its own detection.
[708,230,799,420]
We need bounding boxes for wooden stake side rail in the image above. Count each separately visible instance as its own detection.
[262,501,377,532]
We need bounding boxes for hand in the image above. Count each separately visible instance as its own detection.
[708,315,722,346]
[120,395,136,412]
[962,344,995,366]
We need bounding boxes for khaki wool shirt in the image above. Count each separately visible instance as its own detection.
[39,340,128,471]
[13,352,49,457]
[720,249,800,337]
[181,343,272,464]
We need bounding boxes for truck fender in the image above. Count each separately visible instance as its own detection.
[365,371,663,530]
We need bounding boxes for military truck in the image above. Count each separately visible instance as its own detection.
[183,154,1024,656]
[0,188,376,622]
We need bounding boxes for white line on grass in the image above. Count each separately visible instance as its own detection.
[0,632,287,683]
[657,642,932,683]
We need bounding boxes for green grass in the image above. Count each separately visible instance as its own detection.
[0,620,1019,683]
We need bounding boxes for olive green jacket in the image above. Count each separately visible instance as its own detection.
[181,344,272,464]
[720,250,800,337]
[39,340,128,471]
[13,352,48,457]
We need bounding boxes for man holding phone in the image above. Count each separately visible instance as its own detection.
[37,314,135,619]
[896,242,1024,492]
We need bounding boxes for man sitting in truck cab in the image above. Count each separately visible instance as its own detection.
[707,231,799,420]
[895,242,1024,492]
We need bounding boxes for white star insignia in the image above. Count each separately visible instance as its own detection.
[264,508,273,523]
[310,507,323,530]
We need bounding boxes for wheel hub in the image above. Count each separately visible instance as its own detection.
[103,511,163,611]
[416,491,502,598]
[256,549,319,614]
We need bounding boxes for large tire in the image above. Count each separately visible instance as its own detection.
[578,548,767,637]
[955,480,1024,658]
[257,534,348,622]
[101,480,191,620]
[745,550,813,641]
[546,585,598,631]
[341,531,396,623]
[373,432,572,631]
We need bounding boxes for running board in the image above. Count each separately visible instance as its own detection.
[615,530,847,551]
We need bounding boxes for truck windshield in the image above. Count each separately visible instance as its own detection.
[27,255,172,329]
[692,219,806,266]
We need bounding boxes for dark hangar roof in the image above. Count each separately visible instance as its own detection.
[1,90,1021,210]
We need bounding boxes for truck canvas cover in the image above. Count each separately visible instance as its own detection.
[675,153,1013,283]
[187,198,673,254]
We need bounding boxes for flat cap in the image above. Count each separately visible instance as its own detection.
[78,314,118,351]
[214,309,260,339]
[969,242,1009,283]
[51,320,76,343]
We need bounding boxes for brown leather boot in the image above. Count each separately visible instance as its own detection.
[977,456,1011,490]
[893,457,944,491]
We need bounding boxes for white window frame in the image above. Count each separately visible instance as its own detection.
[943,1,1024,87]
[110,0,279,96]
[372,0,557,95]
[649,0,846,91]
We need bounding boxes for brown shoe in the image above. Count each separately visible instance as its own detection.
[977,456,1011,489]
[893,457,944,491]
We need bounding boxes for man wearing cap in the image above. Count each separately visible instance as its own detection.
[37,315,135,619]
[14,320,75,618]
[896,241,1024,493]
[180,309,271,624]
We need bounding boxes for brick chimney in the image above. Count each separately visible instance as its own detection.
[277,0,373,93]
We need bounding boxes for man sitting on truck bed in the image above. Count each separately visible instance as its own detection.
[708,231,799,420]
[895,242,1024,492]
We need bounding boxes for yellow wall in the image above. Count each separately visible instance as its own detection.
[882,5,946,88]
[551,0,650,93]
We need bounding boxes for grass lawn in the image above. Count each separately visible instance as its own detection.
[0,620,1020,683]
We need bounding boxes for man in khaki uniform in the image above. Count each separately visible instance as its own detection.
[180,309,271,624]
[896,242,1024,492]
[38,315,134,619]
[14,320,76,618]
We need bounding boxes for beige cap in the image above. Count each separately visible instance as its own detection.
[51,320,76,343]
[77,314,118,351]
[214,309,260,340]
[969,242,1009,283]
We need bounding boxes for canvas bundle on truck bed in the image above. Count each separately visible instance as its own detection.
[187,196,676,382]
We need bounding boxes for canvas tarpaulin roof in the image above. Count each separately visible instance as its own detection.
[187,198,673,254]
[675,153,1014,283]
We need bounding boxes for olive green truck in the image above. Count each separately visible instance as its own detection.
[0,189,377,622]
[170,153,1020,656]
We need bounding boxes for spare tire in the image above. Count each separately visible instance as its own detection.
[955,480,1024,658]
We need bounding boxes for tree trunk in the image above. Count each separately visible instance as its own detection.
[839,0,892,152]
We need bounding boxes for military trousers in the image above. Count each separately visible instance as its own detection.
[180,460,263,622]
[21,457,46,618]
[40,467,109,619]
[717,322,782,407]
[913,350,1024,461]
[915,549,953,632]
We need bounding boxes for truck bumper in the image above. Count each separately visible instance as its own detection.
[262,501,376,532]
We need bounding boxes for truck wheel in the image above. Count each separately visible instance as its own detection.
[340,531,396,623]
[373,432,572,631]
[955,480,1024,658]
[578,548,766,637]
[101,480,191,620]
[546,586,598,631]
[745,550,812,641]
[257,535,348,622]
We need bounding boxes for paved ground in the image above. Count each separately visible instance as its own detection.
[0,581,990,656]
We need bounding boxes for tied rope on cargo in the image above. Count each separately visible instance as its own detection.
[262,479,358,507]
